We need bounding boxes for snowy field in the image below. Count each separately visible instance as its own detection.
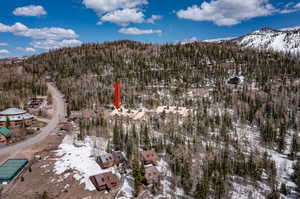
[53,135,117,191]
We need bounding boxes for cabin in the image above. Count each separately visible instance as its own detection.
[89,172,119,191]
[112,151,126,165]
[141,150,159,166]
[96,154,115,169]
[0,127,11,145]
[144,166,160,185]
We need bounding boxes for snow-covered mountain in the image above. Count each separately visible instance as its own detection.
[232,27,300,53]
[204,26,300,54]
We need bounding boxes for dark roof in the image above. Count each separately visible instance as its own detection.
[227,76,241,84]
[90,172,119,188]
[141,150,158,162]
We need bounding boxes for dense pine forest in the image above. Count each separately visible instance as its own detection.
[0,62,47,110]
[16,40,300,198]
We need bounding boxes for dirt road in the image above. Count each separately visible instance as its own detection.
[0,83,66,157]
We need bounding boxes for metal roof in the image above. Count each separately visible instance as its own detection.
[0,113,33,122]
[0,159,28,183]
[0,127,11,137]
[0,108,26,116]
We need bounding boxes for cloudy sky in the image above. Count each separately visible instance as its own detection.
[1,0,300,57]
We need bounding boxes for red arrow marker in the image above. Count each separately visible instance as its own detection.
[114,82,121,109]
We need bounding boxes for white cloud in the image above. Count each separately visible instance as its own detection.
[146,15,162,24]
[177,0,277,26]
[100,8,144,26]
[83,0,147,14]
[280,2,300,14]
[0,49,9,54]
[16,47,36,52]
[0,43,8,46]
[119,27,161,35]
[13,5,47,17]
[0,22,78,40]
[31,39,82,50]
[99,9,161,26]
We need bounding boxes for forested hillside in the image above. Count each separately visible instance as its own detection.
[23,41,300,198]
[0,62,47,110]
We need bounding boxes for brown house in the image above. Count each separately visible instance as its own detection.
[96,154,115,169]
[112,151,126,165]
[89,172,120,191]
[141,150,159,165]
[144,166,160,185]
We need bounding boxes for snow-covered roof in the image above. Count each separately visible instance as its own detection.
[99,154,113,163]
[0,108,26,116]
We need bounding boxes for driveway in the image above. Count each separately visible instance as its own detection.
[0,83,66,156]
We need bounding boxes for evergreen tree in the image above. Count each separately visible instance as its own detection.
[194,174,209,199]
[42,191,49,199]
[113,120,121,149]
[132,156,143,197]
[289,134,299,160]
[277,123,287,153]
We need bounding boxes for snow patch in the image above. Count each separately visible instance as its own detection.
[53,135,116,191]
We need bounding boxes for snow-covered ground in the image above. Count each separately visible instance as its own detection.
[155,106,191,117]
[111,105,192,119]
[117,176,135,199]
[111,108,147,120]
[53,135,118,191]
[230,177,267,199]
[231,124,298,198]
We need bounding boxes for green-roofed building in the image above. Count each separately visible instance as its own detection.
[0,159,28,184]
[0,127,11,145]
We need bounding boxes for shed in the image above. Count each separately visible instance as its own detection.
[0,159,28,184]
[89,172,119,191]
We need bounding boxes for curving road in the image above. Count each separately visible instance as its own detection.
[0,83,66,156]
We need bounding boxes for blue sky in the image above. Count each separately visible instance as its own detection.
[1,0,300,57]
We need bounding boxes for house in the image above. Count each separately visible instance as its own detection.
[144,166,160,185]
[0,127,11,145]
[112,151,126,165]
[0,108,34,128]
[227,76,241,85]
[60,122,73,132]
[27,98,44,109]
[141,150,159,165]
[96,154,115,169]
[89,172,119,191]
